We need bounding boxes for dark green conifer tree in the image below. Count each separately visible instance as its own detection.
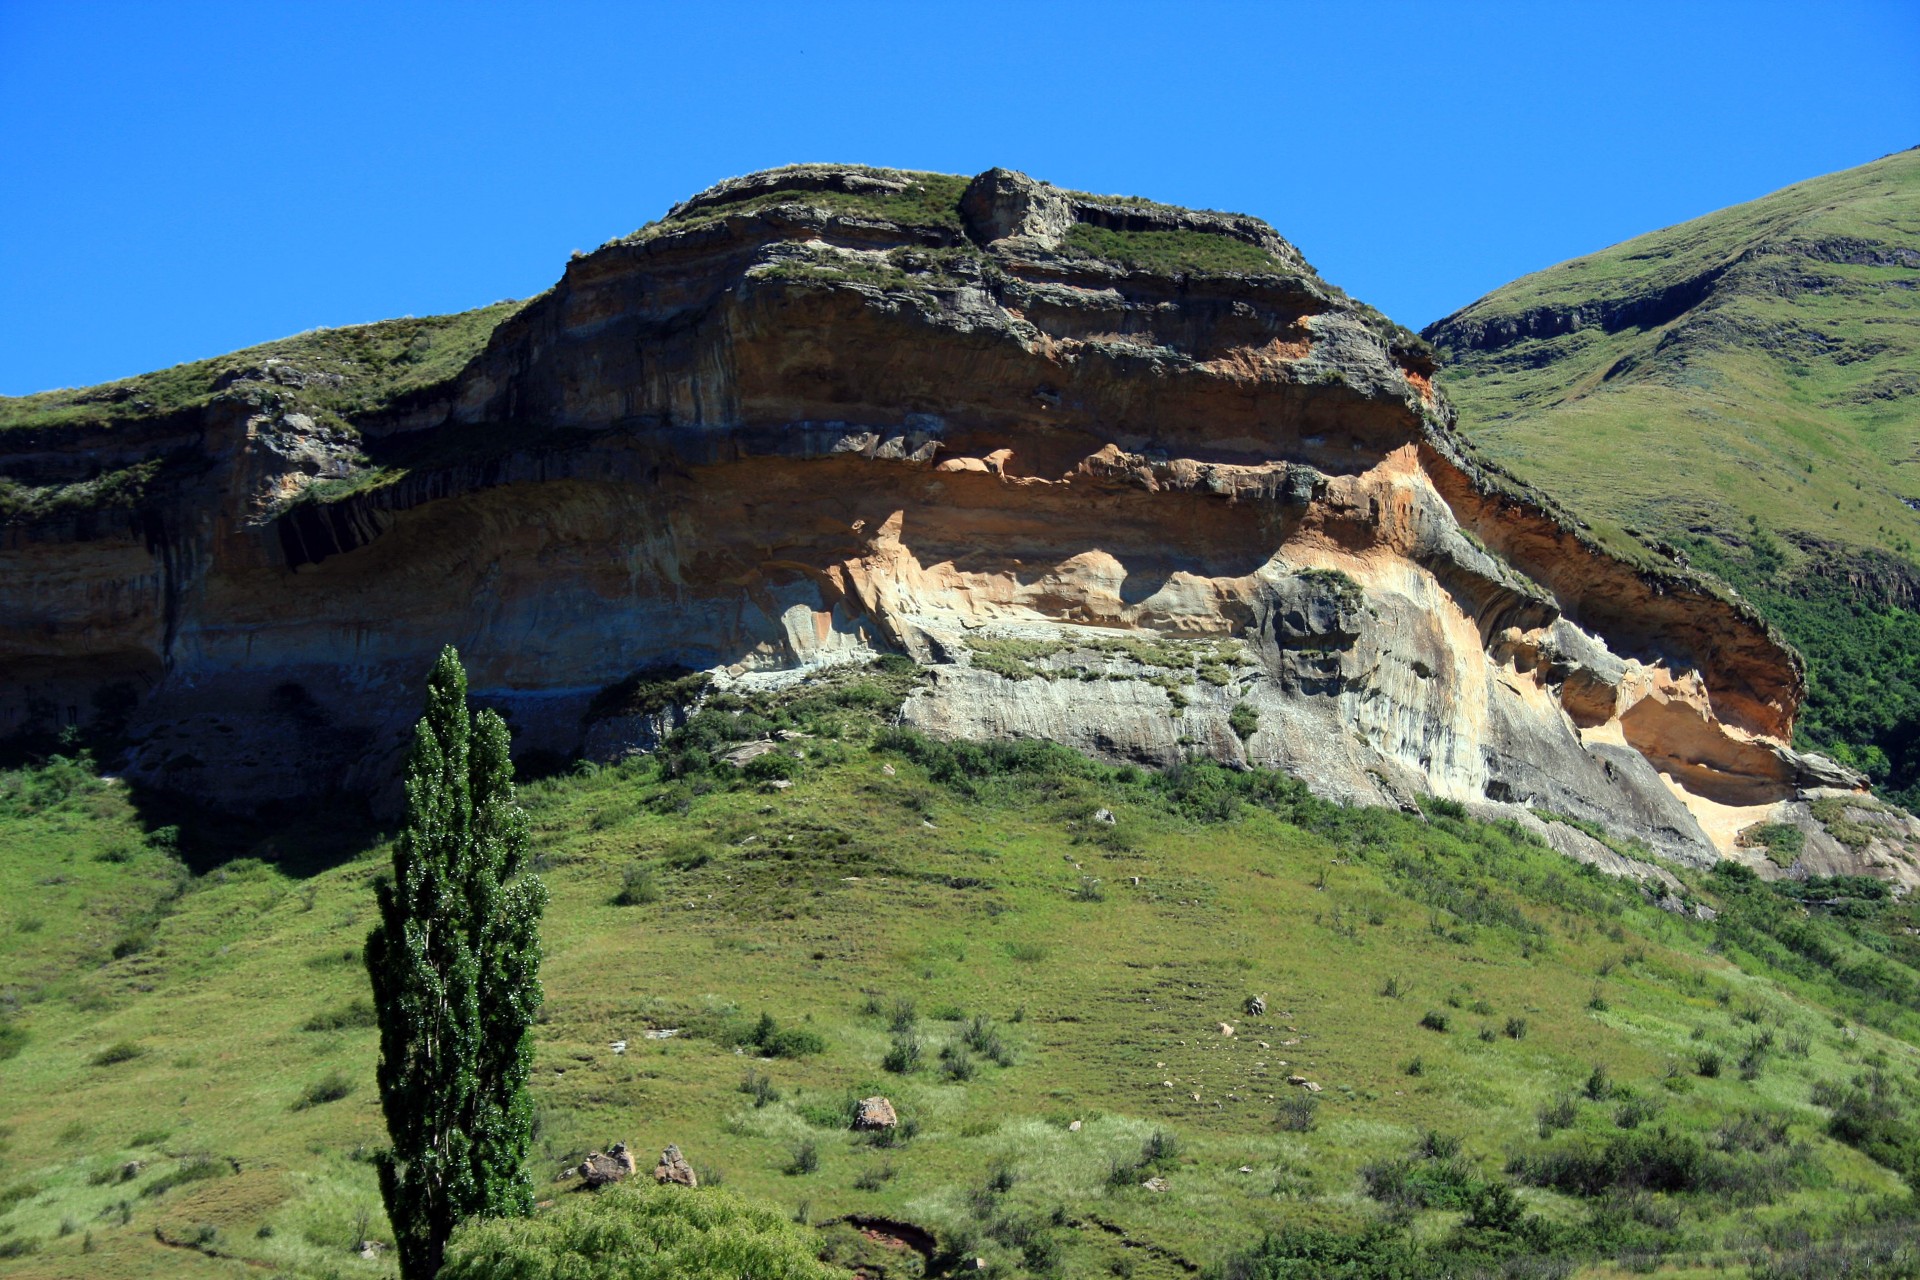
[367,646,546,1279]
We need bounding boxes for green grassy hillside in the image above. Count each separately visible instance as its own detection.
[1425,146,1920,807]
[2,668,1918,1279]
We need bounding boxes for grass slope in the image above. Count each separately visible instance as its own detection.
[1426,146,1920,804]
[2,670,1919,1278]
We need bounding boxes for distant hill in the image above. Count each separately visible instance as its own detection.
[1427,147,1920,807]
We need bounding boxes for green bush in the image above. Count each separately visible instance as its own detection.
[301,999,377,1032]
[293,1071,354,1110]
[744,1013,825,1059]
[1745,822,1805,867]
[140,1157,230,1199]
[439,1180,847,1280]
[91,1041,144,1066]
[614,863,661,906]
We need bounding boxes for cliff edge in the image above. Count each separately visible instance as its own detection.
[3,164,1890,878]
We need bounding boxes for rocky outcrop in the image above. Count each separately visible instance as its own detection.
[0,164,1879,875]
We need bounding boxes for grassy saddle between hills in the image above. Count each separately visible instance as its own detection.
[1,666,1919,1278]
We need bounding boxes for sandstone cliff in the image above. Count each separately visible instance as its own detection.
[2,164,1896,880]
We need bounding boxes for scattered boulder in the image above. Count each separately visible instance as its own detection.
[852,1096,898,1131]
[1217,1022,1235,1036]
[580,1142,638,1187]
[358,1240,388,1260]
[1068,1120,1082,1132]
[1092,808,1116,825]
[1141,1176,1170,1192]
[653,1144,697,1187]
[1245,995,1267,1017]
[722,740,779,768]
[881,763,897,777]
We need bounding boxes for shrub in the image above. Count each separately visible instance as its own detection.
[961,1015,1014,1066]
[294,1071,354,1110]
[140,1157,229,1199]
[881,1032,921,1075]
[302,999,377,1032]
[1615,1096,1662,1130]
[91,1041,144,1066]
[1229,703,1259,742]
[1696,1050,1723,1078]
[940,1042,976,1082]
[784,1141,819,1176]
[1419,1010,1450,1033]
[1537,1093,1579,1137]
[1744,822,1805,868]
[1508,1126,1815,1204]
[439,1180,845,1280]
[613,864,661,906]
[0,1021,25,1062]
[1140,1129,1180,1169]
[851,1164,893,1191]
[1816,1071,1920,1182]
[745,1014,824,1059]
[739,1070,779,1108]
[1362,1154,1484,1212]
[1276,1095,1318,1132]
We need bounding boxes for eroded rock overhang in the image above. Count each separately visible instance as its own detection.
[1,164,1891,881]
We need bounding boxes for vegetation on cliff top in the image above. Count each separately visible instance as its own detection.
[1427,146,1920,807]
[0,301,522,435]
[632,164,1306,279]
[2,666,1918,1277]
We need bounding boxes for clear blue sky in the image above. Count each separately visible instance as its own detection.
[3,1,1915,395]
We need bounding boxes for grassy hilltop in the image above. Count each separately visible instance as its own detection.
[2,666,1919,1279]
[1426,146,1920,808]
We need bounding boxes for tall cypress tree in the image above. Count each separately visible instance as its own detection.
[367,646,547,1279]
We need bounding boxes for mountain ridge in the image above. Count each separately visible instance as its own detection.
[1425,146,1920,810]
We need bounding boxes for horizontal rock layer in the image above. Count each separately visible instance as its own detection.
[2,164,1886,878]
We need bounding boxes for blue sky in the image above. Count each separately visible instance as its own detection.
[2,1,1915,395]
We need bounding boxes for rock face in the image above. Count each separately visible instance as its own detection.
[580,1143,637,1187]
[0,163,1886,876]
[852,1096,898,1131]
[652,1143,697,1187]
